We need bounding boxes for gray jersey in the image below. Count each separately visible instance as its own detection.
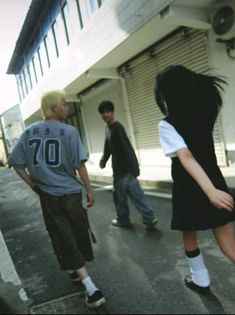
[9,120,87,196]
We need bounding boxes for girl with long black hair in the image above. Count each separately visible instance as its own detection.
[155,65,235,294]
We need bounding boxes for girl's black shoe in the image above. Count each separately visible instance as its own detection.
[184,275,210,295]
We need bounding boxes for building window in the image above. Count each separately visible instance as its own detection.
[46,28,58,67]
[16,75,23,102]
[19,74,25,99]
[76,0,83,29]
[99,0,106,6]
[88,0,104,12]
[61,3,70,45]
[37,47,43,76]
[24,66,32,93]
[27,65,33,89]
[22,68,28,95]
[40,42,49,73]
[44,35,50,68]
[88,0,97,13]
[32,57,38,83]
[52,21,59,57]
[56,12,68,54]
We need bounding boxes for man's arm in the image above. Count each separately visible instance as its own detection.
[177,148,234,211]
[77,162,94,207]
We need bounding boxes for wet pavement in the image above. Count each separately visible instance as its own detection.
[0,167,235,314]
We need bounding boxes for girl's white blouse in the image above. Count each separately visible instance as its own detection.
[158,120,188,158]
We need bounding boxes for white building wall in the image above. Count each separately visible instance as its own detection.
[21,0,173,121]
[64,0,174,94]
[18,0,235,168]
[0,106,24,154]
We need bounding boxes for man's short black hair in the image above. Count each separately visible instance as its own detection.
[98,100,114,113]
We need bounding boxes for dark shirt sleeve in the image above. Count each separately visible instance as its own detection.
[116,124,130,151]
[116,124,133,161]
[115,123,140,176]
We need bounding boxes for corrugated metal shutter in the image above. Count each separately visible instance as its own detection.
[121,28,226,166]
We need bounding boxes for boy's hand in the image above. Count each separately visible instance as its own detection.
[32,185,41,195]
[86,192,94,207]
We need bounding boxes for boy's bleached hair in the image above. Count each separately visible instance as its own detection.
[41,90,65,119]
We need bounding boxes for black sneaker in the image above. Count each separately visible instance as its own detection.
[184,275,210,295]
[85,290,106,308]
[145,218,159,230]
[68,271,81,283]
[111,218,131,227]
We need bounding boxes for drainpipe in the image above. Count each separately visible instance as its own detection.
[0,116,9,162]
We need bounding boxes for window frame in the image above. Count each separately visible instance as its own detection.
[61,3,70,45]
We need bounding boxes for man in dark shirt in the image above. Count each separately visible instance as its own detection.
[98,100,158,229]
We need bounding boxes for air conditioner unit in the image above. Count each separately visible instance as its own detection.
[211,0,235,40]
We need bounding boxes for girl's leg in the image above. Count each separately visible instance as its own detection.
[75,266,89,280]
[183,231,198,251]
[213,222,235,263]
[183,231,210,292]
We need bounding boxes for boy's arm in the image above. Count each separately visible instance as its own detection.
[177,148,234,211]
[13,167,39,193]
[77,162,94,207]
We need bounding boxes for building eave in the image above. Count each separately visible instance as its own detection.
[7,0,52,75]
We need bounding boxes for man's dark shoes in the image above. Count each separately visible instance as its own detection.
[111,218,131,227]
[85,290,106,308]
[145,218,159,230]
[184,275,210,295]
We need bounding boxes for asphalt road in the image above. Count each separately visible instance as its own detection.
[0,168,235,314]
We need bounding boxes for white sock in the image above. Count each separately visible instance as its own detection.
[186,254,210,287]
[82,276,98,296]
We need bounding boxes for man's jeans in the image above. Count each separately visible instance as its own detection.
[113,174,154,224]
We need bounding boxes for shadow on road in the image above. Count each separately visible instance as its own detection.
[0,296,15,314]
[200,292,226,314]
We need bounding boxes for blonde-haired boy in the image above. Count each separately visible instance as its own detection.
[9,90,105,308]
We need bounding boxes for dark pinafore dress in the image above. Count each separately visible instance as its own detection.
[164,116,235,231]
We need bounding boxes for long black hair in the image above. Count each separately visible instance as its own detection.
[154,65,227,129]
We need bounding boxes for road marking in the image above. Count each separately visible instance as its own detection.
[0,229,29,301]
[91,183,172,199]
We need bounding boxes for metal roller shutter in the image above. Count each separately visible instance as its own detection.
[120,28,226,166]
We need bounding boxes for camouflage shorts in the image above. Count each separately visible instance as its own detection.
[38,191,94,270]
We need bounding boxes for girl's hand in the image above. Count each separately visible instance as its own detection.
[86,192,94,208]
[207,189,234,211]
